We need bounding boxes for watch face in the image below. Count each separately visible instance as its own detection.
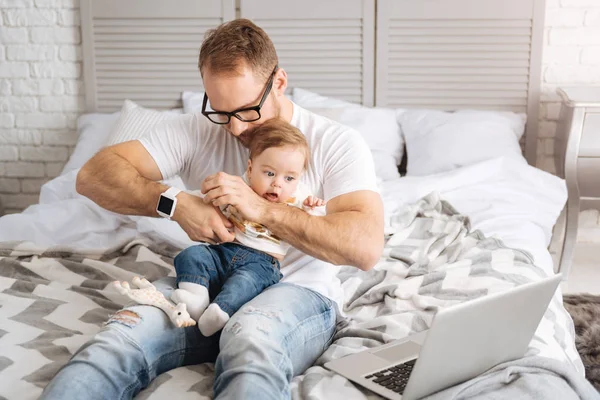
[157,195,174,215]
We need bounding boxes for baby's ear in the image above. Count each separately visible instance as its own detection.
[247,159,252,174]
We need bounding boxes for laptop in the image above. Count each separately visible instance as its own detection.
[325,274,562,400]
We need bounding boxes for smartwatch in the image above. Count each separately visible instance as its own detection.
[156,187,182,219]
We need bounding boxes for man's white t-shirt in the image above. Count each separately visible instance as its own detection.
[139,103,378,308]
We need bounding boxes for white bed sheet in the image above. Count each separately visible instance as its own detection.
[380,156,566,275]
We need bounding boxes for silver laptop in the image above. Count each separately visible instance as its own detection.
[325,274,562,400]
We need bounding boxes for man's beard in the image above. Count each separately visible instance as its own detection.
[237,95,281,147]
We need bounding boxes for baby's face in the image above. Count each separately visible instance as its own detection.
[247,145,305,203]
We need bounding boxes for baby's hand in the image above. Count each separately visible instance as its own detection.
[303,196,326,209]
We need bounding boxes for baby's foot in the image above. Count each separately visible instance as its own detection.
[198,303,230,336]
[171,289,209,321]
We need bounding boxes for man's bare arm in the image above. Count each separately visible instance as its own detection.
[201,173,384,270]
[263,190,384,271]
[76,140,166,216]
[76,140,235,243]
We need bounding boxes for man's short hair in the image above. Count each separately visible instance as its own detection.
[247,119,310,170]
[199,18,278,81]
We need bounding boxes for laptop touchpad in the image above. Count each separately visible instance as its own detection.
[373,341,421,362]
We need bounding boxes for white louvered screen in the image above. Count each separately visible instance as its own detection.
[240,0,375,106]
[81,0,235,112]
[376,0,545,164]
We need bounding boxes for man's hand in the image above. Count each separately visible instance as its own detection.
[172,192,235,244]
[303,195,325,209]
[201,172,269,222]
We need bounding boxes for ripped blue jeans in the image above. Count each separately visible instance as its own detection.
[40,278,337,400]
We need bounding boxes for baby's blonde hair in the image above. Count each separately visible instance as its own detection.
[247,118,309,169]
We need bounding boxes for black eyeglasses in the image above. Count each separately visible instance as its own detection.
[202,65,278,125]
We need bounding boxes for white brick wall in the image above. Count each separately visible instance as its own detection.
[0,0,599,214]
[0,0,82,214]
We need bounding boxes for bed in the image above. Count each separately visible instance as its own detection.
[0,0,598,398]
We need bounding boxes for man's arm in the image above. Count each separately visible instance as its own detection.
[263,190,384,271]
[201,172,384,271]
[77,140,234,243]
[76,140,166,216]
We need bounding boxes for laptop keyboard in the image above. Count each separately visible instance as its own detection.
[364,359,416,394]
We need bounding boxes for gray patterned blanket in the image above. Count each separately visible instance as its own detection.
[0,193,596,399]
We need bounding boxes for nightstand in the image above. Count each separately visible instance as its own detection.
[554,87,600,279]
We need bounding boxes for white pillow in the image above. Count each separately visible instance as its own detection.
[61,112,120,175]
[292,88,405,181]
[106,100,182,145]
[62,104,184,176]
[182,90,206,114]
[399,109,527,177]
[293,87,362,109]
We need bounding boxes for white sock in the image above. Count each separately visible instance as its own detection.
[198,303,230,336]
[171,283,209,321]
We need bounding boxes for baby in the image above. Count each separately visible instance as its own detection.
[172,118,325,336]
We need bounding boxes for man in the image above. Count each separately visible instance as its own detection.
[42,19,383,399]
